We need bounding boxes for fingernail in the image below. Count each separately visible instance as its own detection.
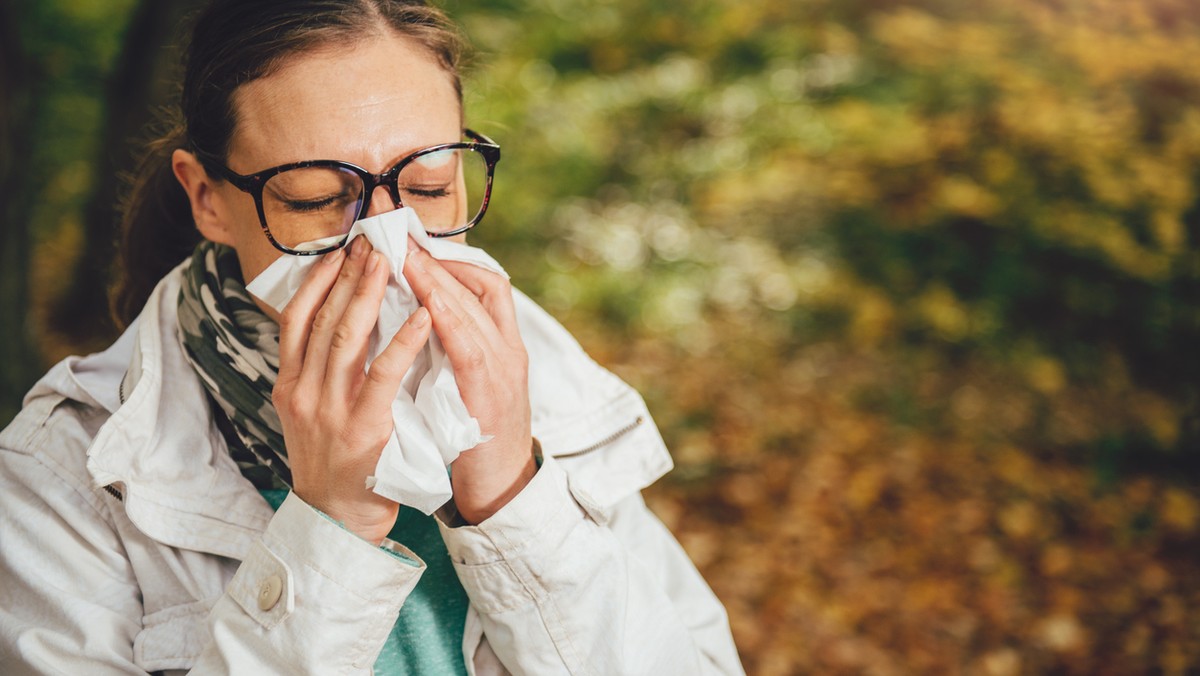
[429,289,447,311]
[366,251,380,273]
[323,246,344,266]
[411,306,429,326]
[350,236,366,259]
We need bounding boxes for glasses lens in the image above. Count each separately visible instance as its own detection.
[262,166,365,251]
[398,148,490,235]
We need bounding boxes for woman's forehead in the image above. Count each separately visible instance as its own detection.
[228,34,461,172]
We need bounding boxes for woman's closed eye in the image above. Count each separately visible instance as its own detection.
[404,185,452,199]
[283,192,355,213]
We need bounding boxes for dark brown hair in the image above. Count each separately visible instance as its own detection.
[111,0,465,326]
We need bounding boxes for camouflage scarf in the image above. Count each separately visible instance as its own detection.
[177,242,292,490]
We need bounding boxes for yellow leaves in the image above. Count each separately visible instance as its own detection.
[1132,392,1181,448]
[1159,489,1199,534]
[1026,356,1067,395]
[905,577,960,614]
[845,465,888,512]
[1039,544,1074,577]
[996,86,1134,165]
[1131,154,1193,214]
[644,339,1200,672]
[1036,206,1172,281]
[847,286,896,347]
[978,648,1022,676]
[823,165,878,206]
[936,176,1000,219]
[1035,614,1087,653]
[915,284,971,341]
[721,2,768,40]
[694,152,819,235]
[825,100,934,168]
[1138,563,1171,595]
[817,22,859,57]
[951,23,1007,64]
[677,529,721,569]
[875,11,1009,70]
[1150,212,1185,254]
[998,501,1040,540]
[995,446,1036,487]
[870,8,947,69]
[1053,19,1200,87]
[980,149,1018,187]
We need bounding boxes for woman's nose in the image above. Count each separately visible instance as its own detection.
[364,183,402,217]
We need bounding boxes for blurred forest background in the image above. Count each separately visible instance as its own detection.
[2,0,1199,672]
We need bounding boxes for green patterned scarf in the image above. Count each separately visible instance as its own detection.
[177,242,292,490]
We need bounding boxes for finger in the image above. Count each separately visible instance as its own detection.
[354,306,432,423]
[324,249,390,396]
[421,287,495,400]
[438,259,523,350]
[299,236,373,392]
[276,245,345,388]
[404,244,505,349]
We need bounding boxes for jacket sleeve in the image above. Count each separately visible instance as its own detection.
[192,492,425,673]
[0,406,426,675]
[438,451,745,675]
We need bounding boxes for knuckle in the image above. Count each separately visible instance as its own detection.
[396,324,423,347]
[280,391,311,421]
[462,346,487,370]
[457,313,478,335]
[278,306,300,334]
[483,275,511,296]
[367,356,400,384]
[270,384,289,409]
[437,306,462,329]
[513,349,529,371]
[353,279,376,299]
[330,322,356,351]
[339,257,361,279]
[312,306,337,333]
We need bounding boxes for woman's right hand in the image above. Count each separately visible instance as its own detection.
[272,236,432,545]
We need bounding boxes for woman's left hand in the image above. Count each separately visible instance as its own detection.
[403,240,536,525]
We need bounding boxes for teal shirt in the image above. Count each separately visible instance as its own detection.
[260,490,469,675]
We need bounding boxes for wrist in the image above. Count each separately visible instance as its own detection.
[294,489,397,546]
[453,437,540,525]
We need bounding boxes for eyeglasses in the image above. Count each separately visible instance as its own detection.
[195,129,501,255]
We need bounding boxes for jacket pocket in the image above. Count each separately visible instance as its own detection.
[542,390,674,524]
[133,598,214,672]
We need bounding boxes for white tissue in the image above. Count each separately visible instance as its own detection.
[246,208,509,514]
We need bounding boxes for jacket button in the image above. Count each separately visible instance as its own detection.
[257,574,283,611]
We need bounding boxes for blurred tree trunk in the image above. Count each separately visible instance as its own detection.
[50,0,199,351]
[0,0,40,422]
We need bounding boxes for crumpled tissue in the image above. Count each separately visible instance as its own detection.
[246,207,508,514]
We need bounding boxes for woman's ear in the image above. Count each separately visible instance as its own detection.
[172,148,236,246]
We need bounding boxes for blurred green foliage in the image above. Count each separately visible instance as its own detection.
[448,0,1198,457]
[19,0,137,238]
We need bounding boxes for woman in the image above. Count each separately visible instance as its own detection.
[0,1,742,673]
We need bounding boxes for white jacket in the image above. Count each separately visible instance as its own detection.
[0,267,743,675]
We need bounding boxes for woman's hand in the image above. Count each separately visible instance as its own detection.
[273,237,432,545]
[404,240,536,525]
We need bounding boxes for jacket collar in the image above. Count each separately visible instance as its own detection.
[85,264,275,560]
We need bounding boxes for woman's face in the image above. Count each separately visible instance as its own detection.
[199,32,462,291]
